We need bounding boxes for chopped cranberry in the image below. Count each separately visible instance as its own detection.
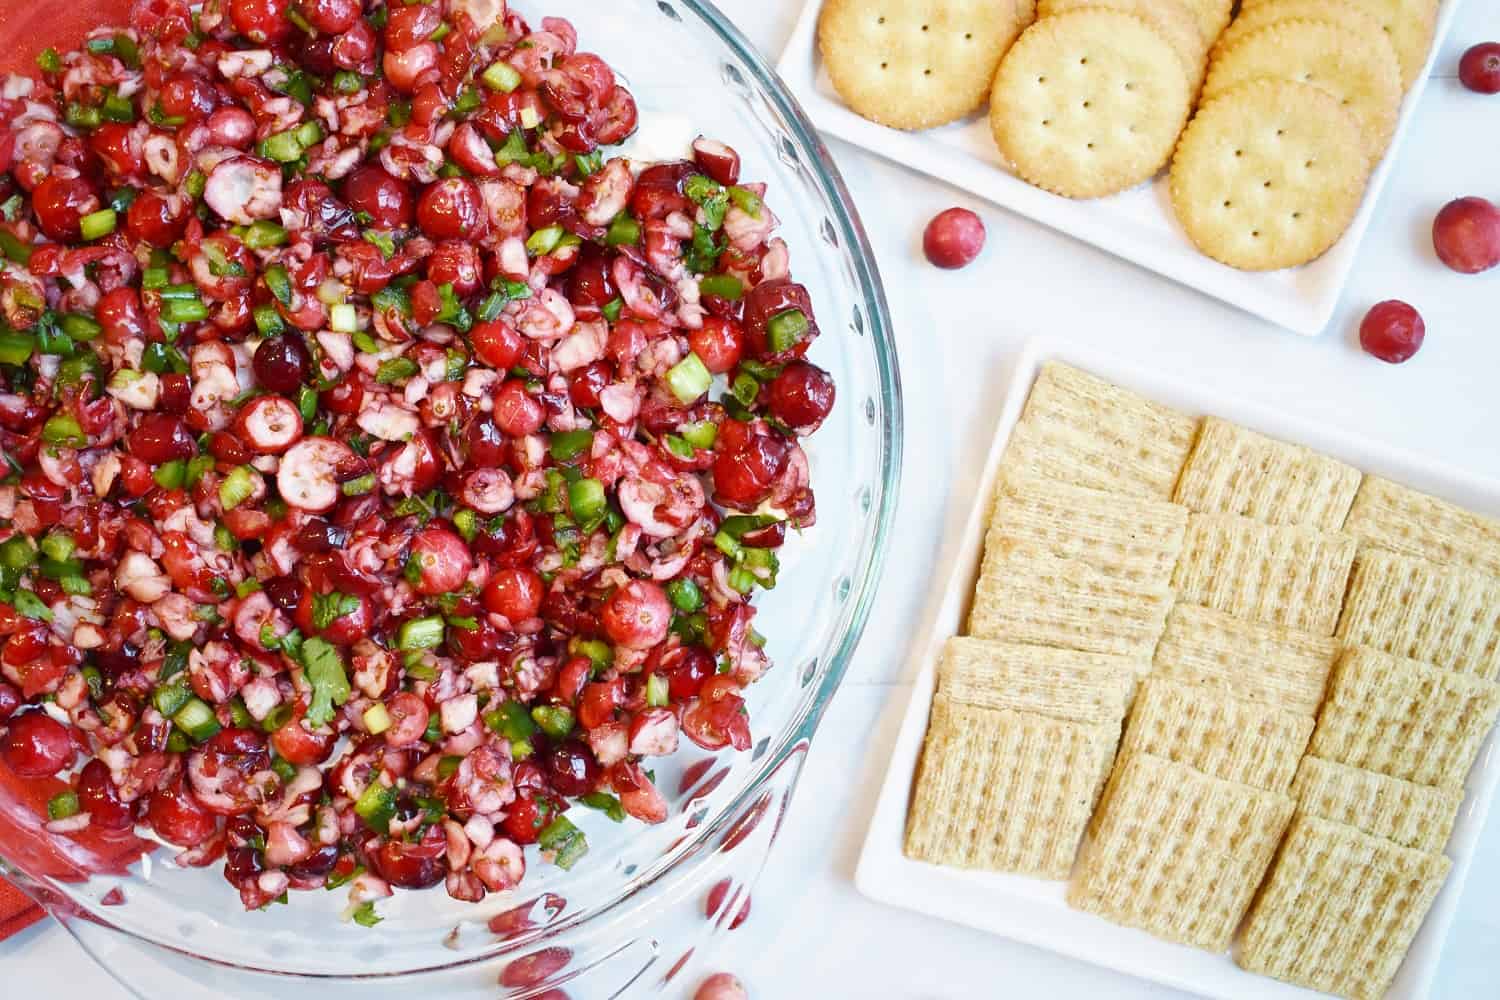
[688,316,744,375]
[127,190,189,247]
[148,780,219,846]
[78,758,135,831]
[2,710,75,778]
[407,526,473,596]
[95,287,146,342]
[482,566,545,621]
[320,374,364,415]
[127,414,196,464]
[600,580,671,649]
[302,0,360,33]
[471,320,524,370]
[568,361,612,408]
[692,138,741,187]
[1359,300,1426,364]
[543,739,601,797]
[741,280,818,363]
[271,713,337,766]
[501,793,550,845]
[342,166,414,229]
[493,379,546,436]
[665,647,715,700]
[766,361,836,433]
[31,175,98,242]
[416,178,486,240]
[370,829,446,888]
[229,0,293,43]
[712,422,789,509]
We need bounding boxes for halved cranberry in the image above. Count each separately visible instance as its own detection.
[482,566,545,621]
[320,374,364,415]
[1,710,75,778]
[271,710,337,766]
[89,123,144,178]
[493,380,546,436]
[765,361,835,433]
[370,827,446,888]
[288,843,340,879]
[158,73,217,122]
[712,421,789,509]
[427,241,483,296]
[742,280,818,363]
[687,316,744,375]
[416,178,485,240]
[223,845,264,886]
[31,174,98,242]
[384,2,441,51]
[95,287,146,342]
[568,361,611,409]
[691,138,741,186]
[470,320,524,370]
[127,190,189,248]
[500,793,550,845]
[665,646,715,700]
[229,0,293,43]
[600,580,671,650]
[147,780,219,846]
[407,526,473,596]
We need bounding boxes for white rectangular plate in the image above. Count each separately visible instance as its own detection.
[853,337,1500,1000]
[776,1,1465,336]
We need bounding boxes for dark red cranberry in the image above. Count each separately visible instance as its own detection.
[543,740,601,797]
[765,361,836,432]
[712,422,789,509]
[31,175,98,242]
[568,362,611,409]
[0,680,21,721]
[127,415,196,464]
[127,190,190,248]
[252,335,311,395]
[223,845,264,886]
[741,280,818,363]
[262,576,305,613]
[2,710,75,778]
[77,758,135,831]
[666,647,715,700]
[343,165,414,229]
[416,178,485,240]
[147,781,219,846]
[288,843,340,878]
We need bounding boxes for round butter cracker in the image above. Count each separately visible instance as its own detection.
[1212,0,1394,66]
[818,0,1022,130]
[1204,19,1402,162]
[1169,79,1368,270]
[990,9,1192,199]
[1038,0,1209,89]
[1239,0,1438,89]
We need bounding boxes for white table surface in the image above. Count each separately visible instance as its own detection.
[8,2,1500,997]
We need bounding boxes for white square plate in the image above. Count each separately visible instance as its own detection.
[775,1,1466,335]
[852,337,1500,999]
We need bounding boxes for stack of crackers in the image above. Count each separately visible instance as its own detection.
[903,361,1500,1000]
[815,0,1444,272]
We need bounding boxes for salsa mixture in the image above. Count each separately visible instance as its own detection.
[0,0,834,919]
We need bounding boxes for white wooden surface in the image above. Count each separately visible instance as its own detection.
[6,1,1499,996]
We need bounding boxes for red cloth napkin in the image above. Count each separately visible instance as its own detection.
[0,877,44,940]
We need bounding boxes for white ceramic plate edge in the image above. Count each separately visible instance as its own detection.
[851,336,1500,1000]
[774,1,1466,336]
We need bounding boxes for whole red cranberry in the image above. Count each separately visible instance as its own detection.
[1431,196,1500,274]
[1458,42,1500,94]
[1359,300,1426,364]
[923,207,986,269]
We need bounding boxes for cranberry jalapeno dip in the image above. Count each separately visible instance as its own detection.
[0,0,835,916]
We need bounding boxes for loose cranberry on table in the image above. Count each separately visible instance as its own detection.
[1359,300,1426,364]
[923,207,986,269]
[694,973,750,1000]
[1431,196,1500,274]
[1458,42,1500,94]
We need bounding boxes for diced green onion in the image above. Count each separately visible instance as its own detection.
[56,354,102,388]
[227,696,254,729]
[260,129,304,163]
[0,329,35,365]
[294,120,323,148]
[42,413,87,448]
[728,186,763,218]
[162,296,209,323]
[663,434,693,460]
[665,352,712,404]
[363,702,392,735]
[549,429,593,462]
[173,696,222,743]
[493,129,529,167]
[11,589,51,622]
[36,48,61,73]
[153,679,192,717]
[666,578,702,613]
[47,791,81,821]
[261,703,294,733]
[0,536,36,571]
[330,303,358,333]
[35,324,74,359]
[698,274,744,301]
[141,265,170,290]
[568,636,612,672]
[80,208,117,240]
[714,531,742,560]
[0,230,34,265]
[253,303,284,335]
[398,615,445,651]
[387,100,412,127]
[482,699,537,741]
[184,454,214,488]
[481,59,521,92]
[39,532,76,563]
[646,672,669,707]
[519,105,540,130]
[538,815,588,869]
[241,220,287,249]
[680,421,718,450]
[766,309,809,353]
[375,356,419,384]
[333,70,363,94]
[567,477,606,525]
[531,705,575,740]
[606,214,641,247]
[354,781,398,834]
[264,264,293,305]
[452,508,479,543]
[112,32,141,68]
[341,473,375,496]
[525,225,564,256]
[727,566,755,593]
[152,458,186,490]
[65,103,101,129]
[184,170,206,198]
[101,91,135,122]
[218,465,258,510]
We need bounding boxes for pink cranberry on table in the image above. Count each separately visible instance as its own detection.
[694,972,749,1000]
[1431,196,1500,274]
[923,207,986,269]
[1458,42,1500,94]
[1359,300,1426,364]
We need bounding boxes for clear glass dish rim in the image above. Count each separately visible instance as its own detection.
[3,0,904,979]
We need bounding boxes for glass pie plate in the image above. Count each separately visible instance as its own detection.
[0,0,901,996]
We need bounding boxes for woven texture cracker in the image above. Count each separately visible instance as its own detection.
[1344,475,1500,578]
[939,636,1142,725]
[985,473,1188,587]
[1001,363,1198,499]
[905,697,1117,878]
[970,549,1175,658]
[1153,603,1338,714]
[1292,755,1463,852]
[1119,675,1312,792]
[1171,416,1361,530]
[1171,513,1356,635]
[1237,814,1450,1000]
[1309,646,1500,788]
[1068,752,1294,950]
[1336,550,1500,680]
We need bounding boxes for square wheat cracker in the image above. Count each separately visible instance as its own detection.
[1171,513,1355,635]
[1237,813,1450,1000]
[1310,646,1500,788]
[904,697,1116,878]
[1336,550,1500,680]
[1292,755,1462,853]
[1001,362,1198,500]
[1118,675,1312,793]
[1153,602,1339,714]
[1068,752,1294,951]
[1171,416,1361,530]
[984,473,1187,587]
[969,549,1174,659]
[1344,475,1500,578]
[938,636,1142,726]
